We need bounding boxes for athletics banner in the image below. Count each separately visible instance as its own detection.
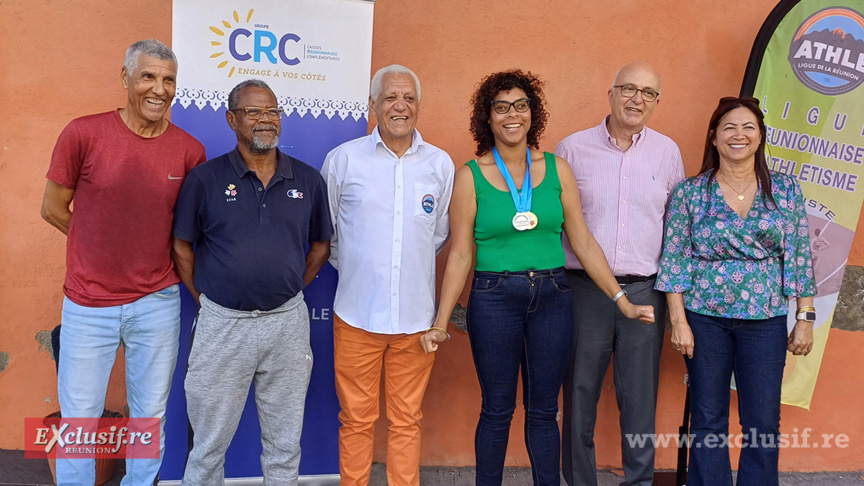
[164,0,374,480]
[742,0,864,409]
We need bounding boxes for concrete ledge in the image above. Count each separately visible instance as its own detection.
[371,465,864,485]
[1,449,861,486]
[158,475,339,485]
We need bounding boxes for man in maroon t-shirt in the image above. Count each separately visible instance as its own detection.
[41,39,205,485]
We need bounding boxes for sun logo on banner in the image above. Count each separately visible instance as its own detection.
[208,9,303,78]
[209,10,255,78]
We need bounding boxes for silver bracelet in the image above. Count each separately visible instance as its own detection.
[612,289,628,303]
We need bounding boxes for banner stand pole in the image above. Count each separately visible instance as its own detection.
[676,374,690,486]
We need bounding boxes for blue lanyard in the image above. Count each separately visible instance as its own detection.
[492,147,532,213]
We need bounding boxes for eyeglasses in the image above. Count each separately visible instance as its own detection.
[613,84,659,102]
[718,96,759,106]
[491,98,531,114]
[231,107,283,120]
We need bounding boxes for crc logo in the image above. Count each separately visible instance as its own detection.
[210,9,301,77]
[788,7,864,95]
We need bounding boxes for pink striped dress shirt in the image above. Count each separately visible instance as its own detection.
[555,117,685,276]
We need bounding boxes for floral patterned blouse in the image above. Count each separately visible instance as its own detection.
[655,171,815,319]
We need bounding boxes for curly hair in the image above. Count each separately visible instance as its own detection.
[469,70,548,156]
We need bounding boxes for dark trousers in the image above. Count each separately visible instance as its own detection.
[467,268,573,486]
[684,310,786,486]
[562,271,666,486]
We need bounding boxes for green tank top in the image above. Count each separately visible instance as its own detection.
[467,151,565,272]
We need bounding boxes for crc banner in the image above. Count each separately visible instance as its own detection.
[165,0,374,480]
[742,0,864,409]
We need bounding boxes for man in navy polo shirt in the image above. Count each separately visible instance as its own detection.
[171,79,332,485]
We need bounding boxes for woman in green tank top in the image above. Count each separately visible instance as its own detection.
[419,70,655,485]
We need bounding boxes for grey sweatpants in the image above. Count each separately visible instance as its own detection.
[183,292,313,486]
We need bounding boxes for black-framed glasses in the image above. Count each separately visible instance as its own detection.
[613,84,659,102]
[231,107,283,120]
[491,98,531,114]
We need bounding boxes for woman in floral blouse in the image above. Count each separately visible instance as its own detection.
[655,97,815,486]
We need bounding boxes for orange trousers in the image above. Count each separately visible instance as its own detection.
[333,314,435,486]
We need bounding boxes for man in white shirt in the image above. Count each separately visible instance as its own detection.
[321,64,455,486]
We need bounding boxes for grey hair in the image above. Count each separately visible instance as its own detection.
[227,79,277,110]
[123,39,177,73]
[370,64,421,101]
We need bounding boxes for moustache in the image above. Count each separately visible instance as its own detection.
[252,124,278,132]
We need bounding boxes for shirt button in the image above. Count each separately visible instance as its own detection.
[392,292,397,296]
[621,199,626,203]
[263,203,267,207]
[396,210,401,215]
[258,187,262,192]
[395,238,400,242]
[620,223,624,227]
[397,185,402,189]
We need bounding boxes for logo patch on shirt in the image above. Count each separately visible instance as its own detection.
[225,184,237,202]
[422,194,435,214]
[287,189,304,199]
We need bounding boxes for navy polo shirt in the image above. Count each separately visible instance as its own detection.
[173,148,332,311]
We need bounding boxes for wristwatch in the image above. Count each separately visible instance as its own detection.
[796,309,816,322]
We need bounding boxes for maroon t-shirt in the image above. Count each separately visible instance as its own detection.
[46,110,206,307]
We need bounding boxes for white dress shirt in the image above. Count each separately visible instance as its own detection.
[321,127,455,334]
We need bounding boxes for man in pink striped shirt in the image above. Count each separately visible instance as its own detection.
[556,62,685,486]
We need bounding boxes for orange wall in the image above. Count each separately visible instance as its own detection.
[1,0,863,472]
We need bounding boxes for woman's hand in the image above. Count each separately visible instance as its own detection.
[420,329,449,354]
[788,320,814,356]
[620,301,655,324]
[671,322,695,359]
[665,293,693,358]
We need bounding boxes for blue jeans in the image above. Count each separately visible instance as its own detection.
[467,268,573,486]
[57,285,181,486]
[684,310,787,486]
